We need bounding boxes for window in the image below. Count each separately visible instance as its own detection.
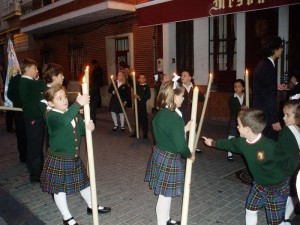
[69,42,84,81]
[209,14,236,92]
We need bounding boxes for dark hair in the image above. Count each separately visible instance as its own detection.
[91,59,98,64]
[234,79,245,87]
[261,36,283,57]
[20,58,38,74]
[156,80,185,111]
[238,109,266,134]
[284,100,300,127]
[42,63,64,84]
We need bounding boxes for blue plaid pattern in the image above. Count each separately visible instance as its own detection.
[145,146,184,197]
[40,154,90,195]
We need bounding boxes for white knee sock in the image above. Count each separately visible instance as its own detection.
[245,209,258,225]
[80,186,92,208]
[296,171,300,201]
[54,192,77,225]
[111,112,118,126]
[119,113,125,127]
[285,196,294,220]
[156,195,172,225]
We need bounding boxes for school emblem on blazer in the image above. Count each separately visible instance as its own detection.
[256,150,265,161]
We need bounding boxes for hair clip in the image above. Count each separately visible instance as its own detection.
[172,74,181,89]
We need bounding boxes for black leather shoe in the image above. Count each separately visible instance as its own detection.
[63,217,79,225]
[112,126,118,131]
[227,155,234,161]
[87,206,111,214]
[167,219,181,225]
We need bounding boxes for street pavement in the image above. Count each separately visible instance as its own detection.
[0,108,299,225]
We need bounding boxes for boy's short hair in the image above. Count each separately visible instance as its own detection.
[42,63,64,84]
[238,109,266,134]
[20,58,38,74]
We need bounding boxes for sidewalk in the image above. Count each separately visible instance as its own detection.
[0,108,299,225]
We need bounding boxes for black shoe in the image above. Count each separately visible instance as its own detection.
[167,219,181,225]
[30,178,41,183]
[129,133,136,137]
[112,126,118,131]
[195,148,202,154]
[121,127,125,131]
[227,155,234,161]
[87,206,111,214]
[63,217,78,225]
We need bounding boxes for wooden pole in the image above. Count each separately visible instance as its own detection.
[82,74,99,225]
[110,75,132,133]
[181,87,199,225]
[245,69,250,107]
[194,73,213,151]
[132,71,139,138]
[0,106,22,111]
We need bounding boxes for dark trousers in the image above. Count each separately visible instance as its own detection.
[24,117,45,181]
[90,95,98,126]
[138,102,149,137]
[14,112,27,162]
[5,110,14,132]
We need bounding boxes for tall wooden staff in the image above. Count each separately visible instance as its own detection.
[132,71,139,138]
[245,69,250,107]
[110,75,132,132]
[181,87,199,225]
[194,73,213,152]
[82,67,99,225]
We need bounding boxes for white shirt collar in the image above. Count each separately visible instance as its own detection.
[21,75,33,80]
[267,57,275,67]
[234,93,244,105]
[246,133,262,144]
[175,108,182,117]
[183,82,193,93]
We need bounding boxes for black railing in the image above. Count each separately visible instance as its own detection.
[21,0,59,15]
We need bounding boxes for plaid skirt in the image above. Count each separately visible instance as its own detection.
[40,154,90,195]
[144,146,184,197]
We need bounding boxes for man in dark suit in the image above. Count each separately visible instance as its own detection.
[252,36,284,140]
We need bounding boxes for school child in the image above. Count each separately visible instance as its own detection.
[19,58,46,183]
[179,71,204,153]
[277,100,300,225]
[130,74,151,139]
[145,77,195,225]
[227,79,247,161]
[203,109,289,225]
[7,72,27,163]
[108,71,129,131]
[40,85,111,225]
[40,63,65,114]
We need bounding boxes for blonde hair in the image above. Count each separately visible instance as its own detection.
[156,81,184,111]
[238,109,266,134]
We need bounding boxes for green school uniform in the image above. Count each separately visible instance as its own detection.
[216,135,286,186]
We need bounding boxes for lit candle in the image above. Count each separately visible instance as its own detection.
[181,87,199,225]
[85,66,89,91]
[110,75,132,132]
[81,75,99,225]
[132,71,139,138]
[245,69,249,107]
[194,73,213,151]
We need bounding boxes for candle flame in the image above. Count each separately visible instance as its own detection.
[85,66,89,71]
[195,86,199,91]
[209,73,212,78]
[245,69,249,76]
[111,75,113,79]
[173,72,177,76]
[82,75,86,83]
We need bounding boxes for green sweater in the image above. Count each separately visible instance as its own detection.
[19,77,46,118]
[152,108,191,158]
[277,125,299,176]
[216,135,286,186]
[7,74,22,107]
[46,103,85,158]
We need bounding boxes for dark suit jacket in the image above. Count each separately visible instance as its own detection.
[252,58,278,139]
